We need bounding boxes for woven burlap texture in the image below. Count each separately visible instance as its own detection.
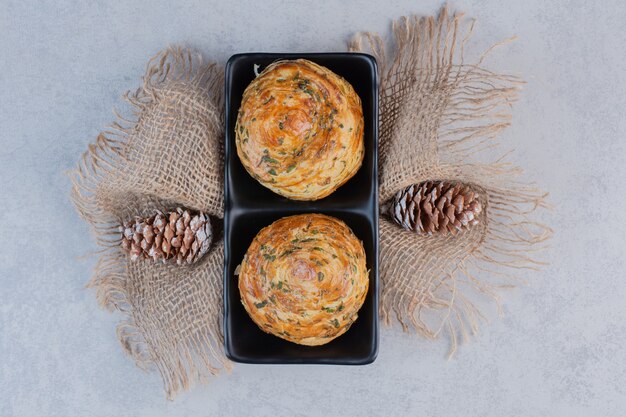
[71,48,231,399]
[349,6,551,354]
[70,6,551,400]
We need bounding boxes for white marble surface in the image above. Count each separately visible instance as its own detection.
[2,0,625,415]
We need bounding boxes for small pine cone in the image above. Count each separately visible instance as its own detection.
[120,208,213,265]
[385,181,482,235]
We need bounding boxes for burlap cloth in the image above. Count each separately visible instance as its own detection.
[71,6,551,399]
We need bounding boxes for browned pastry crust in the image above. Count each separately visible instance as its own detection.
[235,59,364,200]
[238,214,369,345]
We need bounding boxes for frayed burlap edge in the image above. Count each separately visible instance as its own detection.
[70,46,232,399]
[349,6,553,356]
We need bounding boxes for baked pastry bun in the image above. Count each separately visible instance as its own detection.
[235,59,364,200]
[238,214,369,345]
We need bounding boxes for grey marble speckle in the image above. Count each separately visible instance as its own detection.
[1,0,625,416]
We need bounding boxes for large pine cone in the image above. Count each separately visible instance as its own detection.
[385,181,482,235]
[121,208,212,264]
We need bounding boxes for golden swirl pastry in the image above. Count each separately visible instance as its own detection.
[235,59,364,200]
[238,214,369,345]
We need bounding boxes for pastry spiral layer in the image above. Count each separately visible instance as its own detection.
[235,59,365,200]
[238,214,369,346]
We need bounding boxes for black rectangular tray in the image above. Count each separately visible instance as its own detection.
[223,53,378,364]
